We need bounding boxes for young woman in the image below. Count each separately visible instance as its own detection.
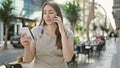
[20,1,74,68]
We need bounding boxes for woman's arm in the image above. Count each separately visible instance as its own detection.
[55,16,74,62]
[20,33,36,63]
[61,31,74,62]
[24,43,36,63]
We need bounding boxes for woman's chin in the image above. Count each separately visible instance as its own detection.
[46,23,54,25]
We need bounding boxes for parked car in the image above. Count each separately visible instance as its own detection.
[10,35,23,48]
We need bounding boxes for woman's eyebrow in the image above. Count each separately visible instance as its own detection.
[44,10,54,11]
[49,10,54,12]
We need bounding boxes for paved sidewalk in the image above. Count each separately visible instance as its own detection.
[0,38,120,68]
[76,38,119,68]
[106,38,120,68]
[0,41,24,67]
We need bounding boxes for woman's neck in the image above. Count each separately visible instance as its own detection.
[45,24,56,33]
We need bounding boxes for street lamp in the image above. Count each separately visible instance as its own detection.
[96,4,107,26]
[95,3,107,36]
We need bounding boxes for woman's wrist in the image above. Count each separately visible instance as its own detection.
[61,31,67,38]
[24,45,30,49]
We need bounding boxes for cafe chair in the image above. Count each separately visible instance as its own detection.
[67,54,78,68]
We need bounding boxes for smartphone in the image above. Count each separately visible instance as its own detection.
[54,14,59,27]
[20,27,34,42]
[55,21,58,27]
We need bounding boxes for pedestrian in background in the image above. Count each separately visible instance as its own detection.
[114,30,118,42]
[20,1,74,68]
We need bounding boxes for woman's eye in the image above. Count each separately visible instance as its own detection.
[50,12,54,14]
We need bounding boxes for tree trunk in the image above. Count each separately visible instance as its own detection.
[3,23,9,50]
[102,31,104,36]
[95,31,97,37]
[77,30,80,36]
[86,22,90,41]
[71,23,75,33]
[86,0,95,41]
[0,22,4,41]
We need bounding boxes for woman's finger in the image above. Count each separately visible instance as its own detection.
[20,39,30,46]
[21,33,26,37]
[22,42,30,47]
[20,37,31,43]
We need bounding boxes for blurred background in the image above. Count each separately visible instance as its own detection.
[0,0,120,68]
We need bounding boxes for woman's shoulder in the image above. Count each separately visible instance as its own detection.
[65,28,74,37]
[31,25,44,32]
[31,26,44,39]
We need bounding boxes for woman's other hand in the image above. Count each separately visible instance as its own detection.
[55,16,65,34]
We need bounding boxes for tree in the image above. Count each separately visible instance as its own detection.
[75,24,86,35]
[100,24,109,36]
[86,0,95,41]
[92,23,97,31]
[74,35,80,45]
[0,0,14,50]
[92,23,97,37]
[62,0,81,32]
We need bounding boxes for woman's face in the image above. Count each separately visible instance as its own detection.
[43,4,57,25]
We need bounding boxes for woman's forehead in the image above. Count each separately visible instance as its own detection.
[44,5,54,10]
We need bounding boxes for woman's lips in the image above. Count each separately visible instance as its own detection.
[46,19,51,22]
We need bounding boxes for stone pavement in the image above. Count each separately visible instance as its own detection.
[0,38,120,68]
[76,38,119,68]
[0,41,24,67]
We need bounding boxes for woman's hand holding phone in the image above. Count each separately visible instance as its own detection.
[55,16,65,35]
[20,33,31,48]
[20,27,35,48]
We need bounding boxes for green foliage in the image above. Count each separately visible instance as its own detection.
[74,35,80,45]
[104,28,109,33]
[75,24,80,31]
[92,23,97,30]
[100,24,105,31]
[0,0,14,49]
[75,24,86,31]
[0,0,14,23]
[62,0,81,23]
[99,24,109,32]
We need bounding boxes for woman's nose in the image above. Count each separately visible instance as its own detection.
[46,13,50,18]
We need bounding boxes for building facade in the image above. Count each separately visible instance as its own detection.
[0,0,47,41]
[112,0,120,29]
[112,0,120,39]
